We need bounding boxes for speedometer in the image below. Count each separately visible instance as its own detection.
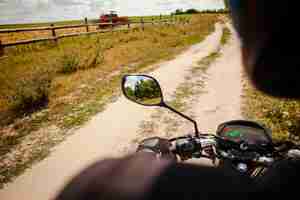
[217,120,273,146]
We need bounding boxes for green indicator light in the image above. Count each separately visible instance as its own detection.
[226,130,241,138]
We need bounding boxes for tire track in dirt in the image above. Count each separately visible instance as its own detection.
[127,24,243,166]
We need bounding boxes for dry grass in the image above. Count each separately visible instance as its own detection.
[221,26,231,45]
[243,80,300,143]
[0,14,221,187]
[0,14,219,126]
[0,15,181,44]
[0,26,107,44]
[0,15,174,30]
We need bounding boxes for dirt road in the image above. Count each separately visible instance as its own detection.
[0,23,243,200]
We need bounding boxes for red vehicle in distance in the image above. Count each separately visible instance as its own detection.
[99,11,129,29]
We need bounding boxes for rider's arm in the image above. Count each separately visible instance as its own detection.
[54,152,172,200]
[55,153,253,200]
[149,162,253,200]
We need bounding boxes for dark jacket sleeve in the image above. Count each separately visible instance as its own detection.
[55,153,259,200]
[148,162,253,200]
[55,153,172,200]
[254,159,300,195]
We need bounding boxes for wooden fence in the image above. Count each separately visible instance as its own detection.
[0,16,189,56]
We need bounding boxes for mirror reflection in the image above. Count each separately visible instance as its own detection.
[123,75,163,106]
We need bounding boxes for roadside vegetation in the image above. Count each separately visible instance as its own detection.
[172,8,229,15]
[221,27,231,45]
[243,81,300,143]
[0,14,222,187]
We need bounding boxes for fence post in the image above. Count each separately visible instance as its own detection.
[141,17,144,31]
[166,16,169,27]
[128,21,130,29]
[110,16,114,32]
[0,40,4,57]
[50,24,57,43]
[172,15,175,25]
[152,17,154,25]
[84,17,89,32]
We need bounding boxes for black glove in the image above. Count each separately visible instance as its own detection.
[137,137,172,156]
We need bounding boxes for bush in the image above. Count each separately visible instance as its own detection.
[57,53,80,74]
[186,9,200,14]
[173,9,184,15]
[221,27,231,45]
[9,70,52,115]
[85,47,104,69]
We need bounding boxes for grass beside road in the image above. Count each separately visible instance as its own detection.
[221,26,231,45]
[243,81,300,142]
[0,14,221,187]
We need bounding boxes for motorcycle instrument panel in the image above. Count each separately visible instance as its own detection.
[218,125,271,145]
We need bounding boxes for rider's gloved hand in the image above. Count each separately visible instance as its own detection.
[137,137,172,157]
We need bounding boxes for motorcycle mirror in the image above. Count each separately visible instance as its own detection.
[122,75,163,106]
[122,75,200,137]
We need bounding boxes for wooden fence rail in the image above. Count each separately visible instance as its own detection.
[0,16,189,56]
[0,22,124,34]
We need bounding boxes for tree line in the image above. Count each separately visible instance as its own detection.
[171,8,229,16]
[125,79,161,101]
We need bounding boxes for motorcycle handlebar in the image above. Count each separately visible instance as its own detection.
[167,134,300,166]
[169,135,216,159]
[168,135,300,166]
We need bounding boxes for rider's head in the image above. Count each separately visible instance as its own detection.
[229,1,300,98]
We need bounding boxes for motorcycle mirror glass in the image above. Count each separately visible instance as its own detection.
[122,75,163,106]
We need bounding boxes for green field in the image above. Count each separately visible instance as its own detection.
[0,19,84,29]
[0,14,191,30]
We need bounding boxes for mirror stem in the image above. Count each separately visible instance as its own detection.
[163,103,200,137]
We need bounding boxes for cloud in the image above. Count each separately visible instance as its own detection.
[52,0,88,6]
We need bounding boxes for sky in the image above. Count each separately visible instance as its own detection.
[0,0,224,24]
[124,76,148,90]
